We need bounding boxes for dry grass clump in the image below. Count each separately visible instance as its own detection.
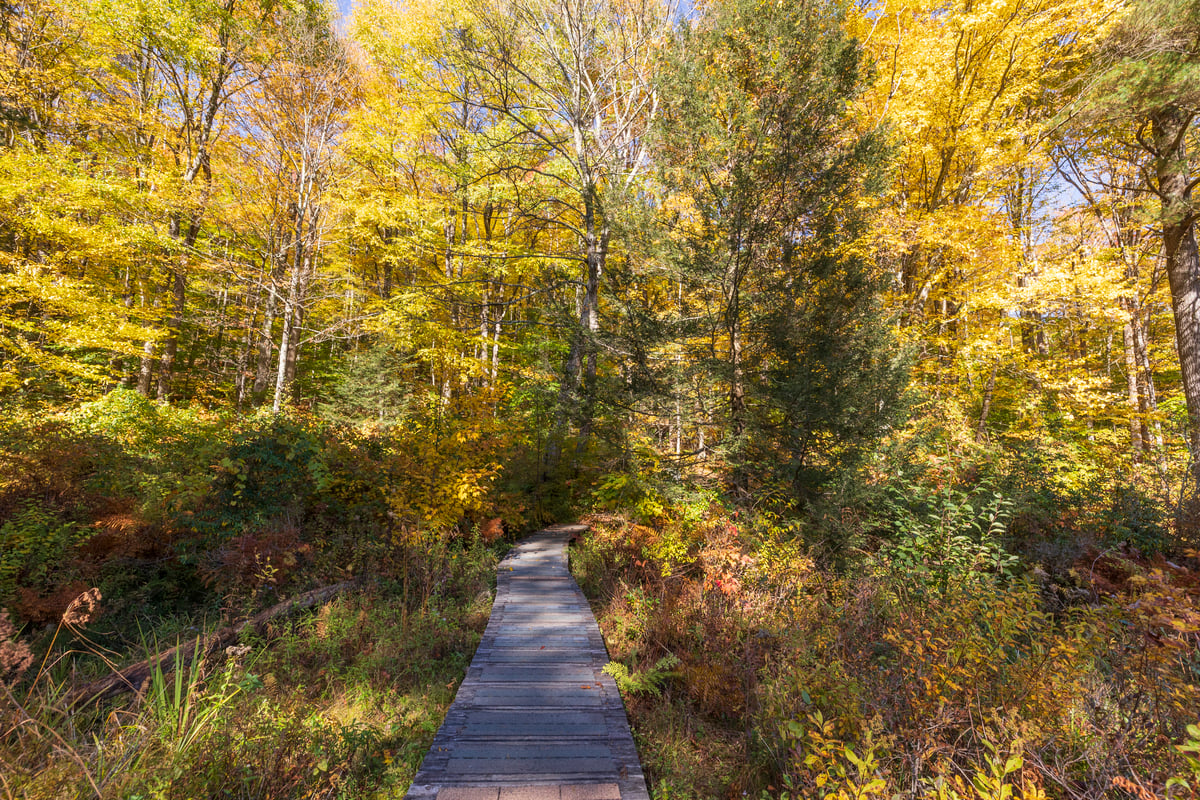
[0,609,33,684]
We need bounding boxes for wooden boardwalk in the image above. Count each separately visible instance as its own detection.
[405,525,650,800]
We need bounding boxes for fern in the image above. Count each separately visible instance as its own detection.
[603,654,681,697]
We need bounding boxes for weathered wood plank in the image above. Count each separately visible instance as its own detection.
[404,525,649,800]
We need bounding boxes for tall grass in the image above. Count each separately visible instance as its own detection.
[0,530,501,799]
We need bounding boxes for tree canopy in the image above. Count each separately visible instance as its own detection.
[1,0,1198,507]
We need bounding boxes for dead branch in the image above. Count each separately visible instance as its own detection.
[66,581,355,708]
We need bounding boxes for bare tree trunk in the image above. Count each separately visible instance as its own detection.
[208,280,229,391]
[138,338,156,396]
[273,242,310,413]
[1154,105,1200,490]
[572,194,609,463]
[439,197,459,407]
[287,250,314,396]
[285,307,302,386]
[491,282,504,383]
[479,283,490,387]
[156,277,180,400]
[729,284,744,438]
[108,266,135,389]
[1123,317,1144,458]
[288,344,303,404]
[137,273,158,395]
[726,246,747,494]
[234,277,258,408]
[674,396,682,457]
[252,277,277,405]
[157,220,199,401]
[548,188,608,472]
[975,360,998,442]
[1132,307,1163,448]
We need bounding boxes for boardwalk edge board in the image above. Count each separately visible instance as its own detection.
[405,524,650,800]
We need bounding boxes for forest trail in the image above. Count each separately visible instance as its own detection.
[404,525,650,800]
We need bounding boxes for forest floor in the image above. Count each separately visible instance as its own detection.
[1,553,500,798]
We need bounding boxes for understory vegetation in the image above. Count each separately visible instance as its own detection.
[572,443,1200,800]
[4,394,1199,798]
[0,391,508,798]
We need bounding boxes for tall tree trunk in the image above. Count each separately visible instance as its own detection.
[480,283,490,387]
[572,193,609,463]
[483,204,503,386]
[1132,304,1164,449]
[726,245,747,495]
[975,360,998,442]
[491,282,504,384]
[209,282,229,390]
[157,219,198,401]
[1133,306,1171,493]
[1123,316,1144,459]
[729,278,744,438]
[440,195,460,407]
[1154,105,1200,489]
[674,396,683,457]
[287,325,302,402]
[137,275,158,396]
[138,338,156,396]
[110,266,134,388]
[180,331,202,399]
[273,238,311,413]
[548,187,608,473]
[234,274,259,409]
[252,275,278,404]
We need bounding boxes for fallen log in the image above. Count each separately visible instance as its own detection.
[68,581,355,708]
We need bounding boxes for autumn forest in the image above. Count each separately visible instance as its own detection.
[1,0,1200,796]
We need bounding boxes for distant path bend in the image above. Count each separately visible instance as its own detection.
[404,524,650,800]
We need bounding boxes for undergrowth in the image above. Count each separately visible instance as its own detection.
[573,466,1200,800]
[0,389,520,798]
[1,533,499,798]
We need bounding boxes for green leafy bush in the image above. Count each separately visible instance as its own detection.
[593,471,666,522]
[68,388,161,447]
[0,504,85,606]
[874,483,1018,595]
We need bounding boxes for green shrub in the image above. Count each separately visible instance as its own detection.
[204,418,322,530]
[593,471,666,523]
[874,482,1018,595]
[0,504,85,605]
[68,388,161,447]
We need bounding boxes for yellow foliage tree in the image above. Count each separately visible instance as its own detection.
[852,0,1127,438]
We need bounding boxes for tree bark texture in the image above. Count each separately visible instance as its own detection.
[1154,105,1200,488]
[1123,317,1143,458]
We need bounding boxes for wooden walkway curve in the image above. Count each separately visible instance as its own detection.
[405,525,650,800]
